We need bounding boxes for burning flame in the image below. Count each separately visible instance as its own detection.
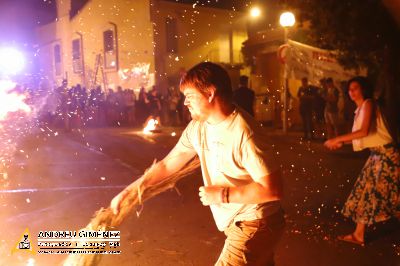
[0,80,31,120]
[143,118,159,134]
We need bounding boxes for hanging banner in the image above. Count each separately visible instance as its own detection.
[284,39,364,85]
[118,62,154,92]
[278,40,367,122]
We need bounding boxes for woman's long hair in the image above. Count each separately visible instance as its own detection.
[348,76,378,134]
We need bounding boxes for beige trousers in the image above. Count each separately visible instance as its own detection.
[215,209,285,266]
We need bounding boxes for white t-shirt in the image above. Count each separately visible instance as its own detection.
[175,108,280,231]
[352,99,392,151]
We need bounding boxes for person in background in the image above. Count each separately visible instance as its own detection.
[106,89,118,126]
[324,77,340,139]
[233,75,255,117]
[124,89,136,126]
[314,78,327,139]
[167,86,181,126]
[137,86,149,125]
[297,77,316,140]
[95,86,106,126]
[115,86,125,125]
[147,86,162,125]
[324,76,400,246]
[111,62,285,265]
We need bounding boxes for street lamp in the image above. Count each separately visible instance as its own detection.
[280,12,295,28]
[279,11,295,134]
[250,7,261,18]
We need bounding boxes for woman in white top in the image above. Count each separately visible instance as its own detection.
[325,76,400,246]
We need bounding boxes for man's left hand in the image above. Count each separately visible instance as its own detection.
[199,186,223,206]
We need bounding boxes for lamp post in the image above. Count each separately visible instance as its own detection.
[279,11,295,134]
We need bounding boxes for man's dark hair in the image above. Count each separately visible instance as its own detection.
[347,76,373,99]
[180,62,232,101]
[239,75,249,87]
[326,77,334,84]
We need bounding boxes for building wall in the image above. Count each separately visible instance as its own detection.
[36,0,155,92]
[70,0,155,91]
[36,0,248,96]
[151,0,248,93]
[252,51,283,124]
[36,22,60,86]
[243,29,286,125]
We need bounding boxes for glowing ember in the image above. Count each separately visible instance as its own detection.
[0,80,31,120]
[26,258,35,266]
[143,118,160,134]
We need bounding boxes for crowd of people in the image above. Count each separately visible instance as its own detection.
[41,83,191,131]
[297,77,355,140]
[42,74,354,140]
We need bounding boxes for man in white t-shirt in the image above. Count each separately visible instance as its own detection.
[111,62,285,265]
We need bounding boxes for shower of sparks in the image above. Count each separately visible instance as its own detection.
[0,79,35,188]
[0,80,31,120]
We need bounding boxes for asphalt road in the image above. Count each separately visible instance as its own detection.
[0,126,399,266]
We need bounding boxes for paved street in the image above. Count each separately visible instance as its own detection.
[0,126,399,266]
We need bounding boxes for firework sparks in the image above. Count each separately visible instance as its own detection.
[0,80,31,120]
[0,79,33,188]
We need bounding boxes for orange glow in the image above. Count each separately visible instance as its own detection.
[118,63,151,81]
[143,118,159,135]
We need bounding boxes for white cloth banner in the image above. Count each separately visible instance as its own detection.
[284,39,363,85]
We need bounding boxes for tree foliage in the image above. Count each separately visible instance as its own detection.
[291,0,400,73]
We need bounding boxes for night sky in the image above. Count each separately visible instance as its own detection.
[0,0,56,46]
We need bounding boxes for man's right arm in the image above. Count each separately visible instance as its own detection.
[111,144,196,214]
[141,145,197,187]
